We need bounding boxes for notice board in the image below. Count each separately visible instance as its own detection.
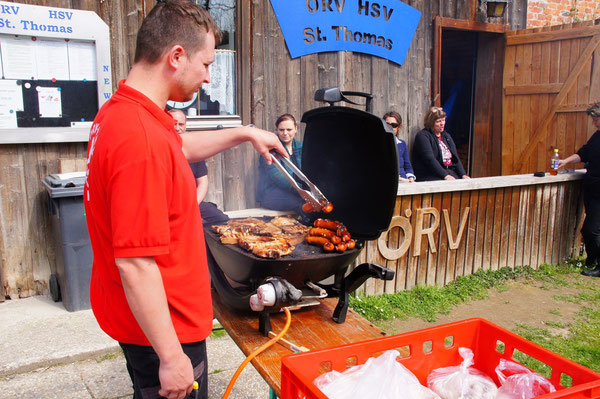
[0,2,111,129]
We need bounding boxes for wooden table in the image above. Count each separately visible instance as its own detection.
[212,291,385,398]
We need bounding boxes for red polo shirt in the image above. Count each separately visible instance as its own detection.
[84,80,212,345]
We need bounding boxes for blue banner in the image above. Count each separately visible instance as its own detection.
[269,0,421,66]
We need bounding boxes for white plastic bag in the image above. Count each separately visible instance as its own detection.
[495,358,556,399]
[427,347,498,399]
[314,349,441,399]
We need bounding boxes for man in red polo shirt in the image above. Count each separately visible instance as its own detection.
[84,2,286,398]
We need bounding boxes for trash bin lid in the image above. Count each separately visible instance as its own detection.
[43,171,86,198]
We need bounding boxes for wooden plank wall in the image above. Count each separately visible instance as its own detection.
[0,0,528,299]
[502,19,600,175]
[355,179,584,296]
[0,0,151,299]
[0,143,87,300]
[239,0,527,208]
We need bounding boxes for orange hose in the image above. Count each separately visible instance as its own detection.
[222,308,292,399]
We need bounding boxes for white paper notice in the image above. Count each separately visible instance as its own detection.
[35,38,69,80]
[68,41,97,81]
[0,105,18,129]
[37,87,62,118]
[0,36,37,80]
[0,80,24,111]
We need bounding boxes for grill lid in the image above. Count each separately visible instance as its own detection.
[301,90,399,240]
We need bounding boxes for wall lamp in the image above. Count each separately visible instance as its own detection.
[484,0,510,18]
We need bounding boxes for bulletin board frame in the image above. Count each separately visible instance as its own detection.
[0,1,111,141]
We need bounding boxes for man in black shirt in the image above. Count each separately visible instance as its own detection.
[558,102,600,277]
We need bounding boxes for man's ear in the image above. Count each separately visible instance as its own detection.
[166,44,185,69]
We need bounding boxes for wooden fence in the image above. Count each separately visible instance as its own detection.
[355,173,584,296]
[502,20,600,174]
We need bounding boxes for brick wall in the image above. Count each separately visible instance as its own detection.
[527,0,600,28]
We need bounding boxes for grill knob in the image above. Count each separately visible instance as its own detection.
[249,294,264,312]
[257,283,277,306]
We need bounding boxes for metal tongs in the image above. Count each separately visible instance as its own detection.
[270,150,330,211]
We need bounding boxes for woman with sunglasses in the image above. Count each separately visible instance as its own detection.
[411,106,470,181]
[383,111,415,182]
[557,102,600,277]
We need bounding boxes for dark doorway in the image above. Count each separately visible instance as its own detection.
[440,29,478,174]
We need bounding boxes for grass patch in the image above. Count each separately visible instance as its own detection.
[96,351,121,363]
[350,261,600,373]
[513,278,600,373]
[544,320,567,329]
[210,324,227,339]
[350,265,570,322]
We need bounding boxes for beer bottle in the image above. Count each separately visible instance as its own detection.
[550,148,559,176]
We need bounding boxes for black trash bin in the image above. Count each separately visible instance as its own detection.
[43,172,93,312]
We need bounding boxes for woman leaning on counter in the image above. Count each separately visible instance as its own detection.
[411,106,470,181]
[383,111,415,183]
[558,102,600,277]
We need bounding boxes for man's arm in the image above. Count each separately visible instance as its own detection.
[181,125,287,164]
[115,256,194,398]
[558,153,581,169]
[196,175,208,204]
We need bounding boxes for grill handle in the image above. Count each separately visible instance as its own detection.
[341,91,374,113]
[314,87,374,113]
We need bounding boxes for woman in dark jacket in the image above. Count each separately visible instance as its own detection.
[383,111,415,182]
[558,102,600,277]
[256,113,304,213]
[411,106,470,181]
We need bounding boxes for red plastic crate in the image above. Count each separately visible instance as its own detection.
[281,318,600,399]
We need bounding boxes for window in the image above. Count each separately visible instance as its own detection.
[199,0,236,116]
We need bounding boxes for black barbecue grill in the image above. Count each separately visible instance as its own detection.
[206,87,400,335]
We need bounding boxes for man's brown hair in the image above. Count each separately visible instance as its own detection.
[134,0,222,64]
[423,106,447,131]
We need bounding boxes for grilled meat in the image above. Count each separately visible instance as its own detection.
[237,235,294,259]
[211,216,308,258]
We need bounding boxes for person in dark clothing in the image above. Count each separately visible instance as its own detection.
[169,109,228,225]
[383,111,415,182]
[411,106,470,181]
[558,102,600,277]
[257,113,304,214]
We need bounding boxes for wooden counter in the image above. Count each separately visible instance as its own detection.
[212,291,385,397]
[355,170,585,297]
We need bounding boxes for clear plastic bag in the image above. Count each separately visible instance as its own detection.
[495,358,556,399]
[427,347,498,399]
[314,349,441,399]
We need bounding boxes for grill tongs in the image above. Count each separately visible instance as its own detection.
[270,150,330,212]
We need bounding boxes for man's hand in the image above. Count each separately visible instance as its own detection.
[462,175,471,179]
[444,174,456,180]
[247,126,288,165]
[158,351,194,399]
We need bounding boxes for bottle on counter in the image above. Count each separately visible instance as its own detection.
[550,148,560,176]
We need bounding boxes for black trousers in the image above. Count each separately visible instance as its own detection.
[119,340,208,399]
[582,188,600,267]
